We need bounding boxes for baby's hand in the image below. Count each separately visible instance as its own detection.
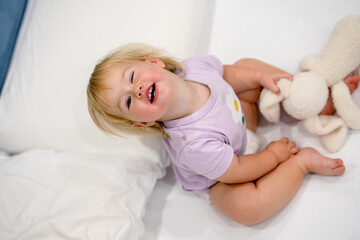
[266,137,299,163]
[260,72,293,95]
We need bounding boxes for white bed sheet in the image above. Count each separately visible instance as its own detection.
[143,1,360,239]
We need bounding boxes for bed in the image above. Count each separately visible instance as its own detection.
[0,1,359,239]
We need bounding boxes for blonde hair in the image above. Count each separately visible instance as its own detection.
[87,43,184,138]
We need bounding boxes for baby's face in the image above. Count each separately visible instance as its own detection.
[101,58,175,126]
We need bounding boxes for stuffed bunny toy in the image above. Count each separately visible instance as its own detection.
[259,15,360,152]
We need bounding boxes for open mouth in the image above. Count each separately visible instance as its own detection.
[148,83,156,103]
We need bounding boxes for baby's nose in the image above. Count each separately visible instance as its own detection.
[135,84,144,99]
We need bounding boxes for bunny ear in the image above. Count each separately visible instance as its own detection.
[302,115,348,152]
[259,88,281,123]
[332,81,360,129]
[259,79,291,123]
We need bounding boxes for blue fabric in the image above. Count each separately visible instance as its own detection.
[0,0,28,96]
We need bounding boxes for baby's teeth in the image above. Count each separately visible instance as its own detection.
[148,86,154,100]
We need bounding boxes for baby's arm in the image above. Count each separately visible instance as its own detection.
[216,138,299,184]
[223,59,293,95]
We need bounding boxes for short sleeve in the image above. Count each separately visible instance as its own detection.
[181,55,224,77]
[201,55,224,76]
[180,138,234,180]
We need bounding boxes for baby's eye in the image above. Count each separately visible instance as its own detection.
[126,96,132,109]
[130,71,134,84]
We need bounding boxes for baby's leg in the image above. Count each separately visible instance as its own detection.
[239,98,259,132]
[319,75,360,115]
[209,147,345,225]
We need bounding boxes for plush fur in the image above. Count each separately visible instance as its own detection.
[259,15,360,152]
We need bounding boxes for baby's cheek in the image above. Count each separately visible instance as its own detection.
[142,67,163,82]
[137,106,160,121]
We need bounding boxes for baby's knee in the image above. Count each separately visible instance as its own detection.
[210,182,270,226]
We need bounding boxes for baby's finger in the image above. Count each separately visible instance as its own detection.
[291,147,300,154]
[268,82,280,95]
[281,137,289,143]
[270,74,292,95]
[274,73,293,82]
[288,141,297,148]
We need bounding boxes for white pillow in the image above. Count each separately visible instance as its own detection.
[0,150,166,240]
[0,0,213,155]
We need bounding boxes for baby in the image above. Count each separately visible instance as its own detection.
[87,43,352,225]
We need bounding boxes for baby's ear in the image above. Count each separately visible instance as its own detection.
[132,121,156,128]
[144,57,165,68]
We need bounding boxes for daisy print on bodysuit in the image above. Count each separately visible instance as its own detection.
[226,87,245,125]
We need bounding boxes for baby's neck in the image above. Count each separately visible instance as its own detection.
[177,81,211,118]
[159,73,211,121]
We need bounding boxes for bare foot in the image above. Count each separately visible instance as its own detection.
[319,75,360,115]
[344,74,360,94]
[295,147,345,176]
